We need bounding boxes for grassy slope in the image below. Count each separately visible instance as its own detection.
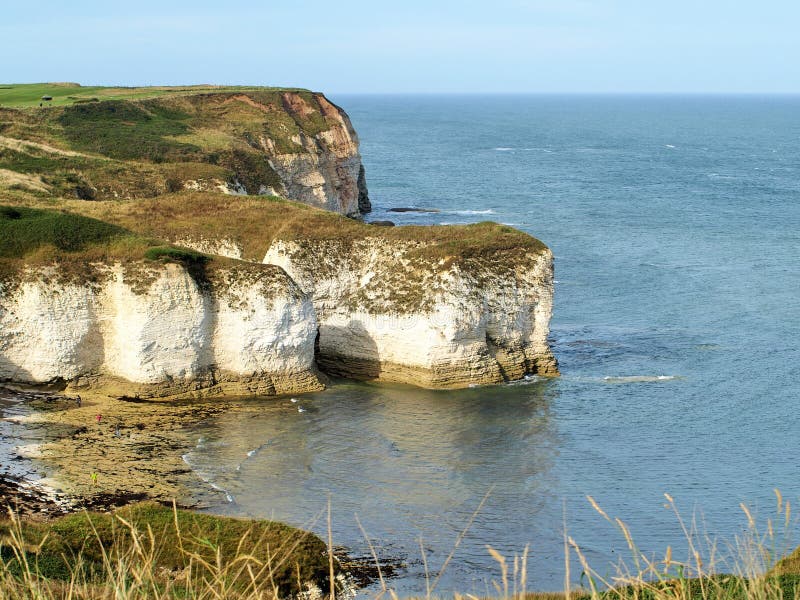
[5,192,547,266]
[0,204,222,290]
[0,502,334,596]
[0,84,345,200]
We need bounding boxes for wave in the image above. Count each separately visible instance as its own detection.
[182,453,235,503]
[505,374,546,387]
[494,147,514,151]
[603,375,680,384]
[444,209,495,215]
[665,144,676,149]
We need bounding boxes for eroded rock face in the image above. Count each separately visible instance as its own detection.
[260,93,370,216]
[173,92,371,216]
[0,262,322,398]
[262,238,558,388]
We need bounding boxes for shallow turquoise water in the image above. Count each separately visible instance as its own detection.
[185,95,800,594]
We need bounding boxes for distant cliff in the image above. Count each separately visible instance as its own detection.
[0,86,370,216]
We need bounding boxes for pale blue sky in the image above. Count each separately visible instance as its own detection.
[3,0,798,93]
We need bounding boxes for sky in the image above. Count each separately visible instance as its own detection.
[2,0,799,94]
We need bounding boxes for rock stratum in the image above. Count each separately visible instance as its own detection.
[0,84,557,397]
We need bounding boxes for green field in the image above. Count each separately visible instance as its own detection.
[0,82,307,108]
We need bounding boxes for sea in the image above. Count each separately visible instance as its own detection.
[179,95,800,595]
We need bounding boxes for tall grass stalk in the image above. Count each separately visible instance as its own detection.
[3,492,800,600]
[0,503,339,600]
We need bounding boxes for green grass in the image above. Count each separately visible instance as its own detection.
[42,192,547,264]
[58,100,201,163]
[0,83,107,108]
[0,83,312,109]
[0,502,336,597]
[143,246,209,265]
[0,147,72,173]
[0,85,349,200]
[0,205,129,258]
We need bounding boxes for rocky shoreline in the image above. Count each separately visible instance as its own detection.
[0,385,235,513]
[0,384,404,591]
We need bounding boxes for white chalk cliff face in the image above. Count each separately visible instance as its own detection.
[0,262,321,397]
[262,238,559,388]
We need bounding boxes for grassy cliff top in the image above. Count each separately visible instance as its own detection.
[0,83,349,201]
[4,192,548,267]
[0,82,309,108]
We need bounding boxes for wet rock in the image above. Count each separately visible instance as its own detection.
[387,207,441,213]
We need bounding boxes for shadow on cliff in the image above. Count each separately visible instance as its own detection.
[314,322,382,381]
[0,358,54,389]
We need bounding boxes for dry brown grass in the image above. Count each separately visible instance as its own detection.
[4,191,546,265]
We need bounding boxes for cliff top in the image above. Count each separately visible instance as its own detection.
[0,84,355,202]
[0,83,310,108]
[2,192,547,271]
[0,203,291,298]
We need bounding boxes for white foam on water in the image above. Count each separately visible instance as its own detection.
[446,209,495,215]
[506,375,545,387]
[494,147,513,151]
[181,453,236,503]
[602,375,680,384]
[665,144,676,149]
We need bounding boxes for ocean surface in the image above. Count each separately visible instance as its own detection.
[182,95,800,594]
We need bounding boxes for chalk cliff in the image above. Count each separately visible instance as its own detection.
[0,261,322,398]
[0,82,559,395]
[55,194,559,388]
[262,236,559,387]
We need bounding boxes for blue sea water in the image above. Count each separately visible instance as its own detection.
[185,95,800,594]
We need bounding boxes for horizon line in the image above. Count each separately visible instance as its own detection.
[4,82,800,97]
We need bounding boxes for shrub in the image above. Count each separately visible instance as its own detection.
[0,205,128,257]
